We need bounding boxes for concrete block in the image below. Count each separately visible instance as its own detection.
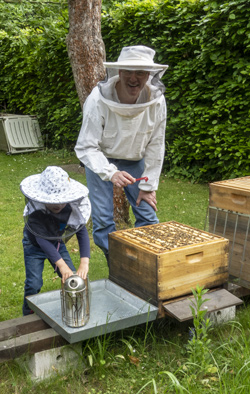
[19,343,83,381]
[207,305,236,326]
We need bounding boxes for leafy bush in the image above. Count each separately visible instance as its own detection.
[163,0,250,181]
[1,0,250,180]
[102,0,250,181]
[0,0,82,149]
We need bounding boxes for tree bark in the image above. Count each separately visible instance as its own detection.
[67,0,106,107]
[67,0,130,226]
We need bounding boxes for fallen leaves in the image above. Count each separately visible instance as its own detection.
[128,355,140,367]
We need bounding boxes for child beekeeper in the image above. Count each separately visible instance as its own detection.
[20,166,91,316]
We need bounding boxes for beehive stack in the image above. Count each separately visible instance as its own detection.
[109,221,229,306]
[209,176,250,287]
[209,176,250,214]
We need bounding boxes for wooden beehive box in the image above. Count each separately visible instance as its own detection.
[109,221,229,306]
[209,176,250,214]
[209,177,250,287]
[209,207,250,283]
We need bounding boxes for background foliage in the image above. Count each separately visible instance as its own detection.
[0,0,82,149]
[0,0,250,181]
[101,0,250,182]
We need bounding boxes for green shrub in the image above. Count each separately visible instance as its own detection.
[102,0,250,181]
[0,0,82,149]
[1,0,250,180]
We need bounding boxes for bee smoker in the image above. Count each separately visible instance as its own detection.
[61,274,90,327]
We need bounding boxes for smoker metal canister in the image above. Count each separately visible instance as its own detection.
[61,274,90,328]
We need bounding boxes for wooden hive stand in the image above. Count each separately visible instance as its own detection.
[0,314,67,363]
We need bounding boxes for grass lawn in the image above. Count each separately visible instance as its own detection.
[0,149,209,321]
[1,149,250,394]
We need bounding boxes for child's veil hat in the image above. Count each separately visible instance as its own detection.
[20,166,91,235]
[20,166,88,204]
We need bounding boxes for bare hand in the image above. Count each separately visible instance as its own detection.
[55,258,74,283]
[59,265,74,283]
[136,190,158,211]
[76,258,89,280]
[111,171,135,188]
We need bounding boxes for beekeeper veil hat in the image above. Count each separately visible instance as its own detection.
[104,45,168,77]
[101,45,168,95]
[20,166,91,241]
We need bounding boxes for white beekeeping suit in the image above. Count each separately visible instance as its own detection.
[75,45,168,192]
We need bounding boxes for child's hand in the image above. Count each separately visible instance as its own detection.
[76,257,89,280]
[60,266,74,283]
[55,258,74,283]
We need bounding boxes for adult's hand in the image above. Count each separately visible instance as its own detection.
[136,190,158,211]
[111,171,135,188]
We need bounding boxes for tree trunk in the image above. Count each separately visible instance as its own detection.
[66,0,130,226]
[66,0,105,107]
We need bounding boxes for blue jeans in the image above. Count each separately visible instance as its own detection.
[85,158,159,255]
[22,230,76,315]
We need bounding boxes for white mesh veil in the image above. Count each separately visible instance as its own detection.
[20,166,91,241]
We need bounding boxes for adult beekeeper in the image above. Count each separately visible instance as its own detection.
[20,166,91,315]
[75,45,168,264]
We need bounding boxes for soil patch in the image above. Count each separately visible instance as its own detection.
[60,164,85,174]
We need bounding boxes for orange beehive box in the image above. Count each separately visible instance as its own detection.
[109,221,229,306]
